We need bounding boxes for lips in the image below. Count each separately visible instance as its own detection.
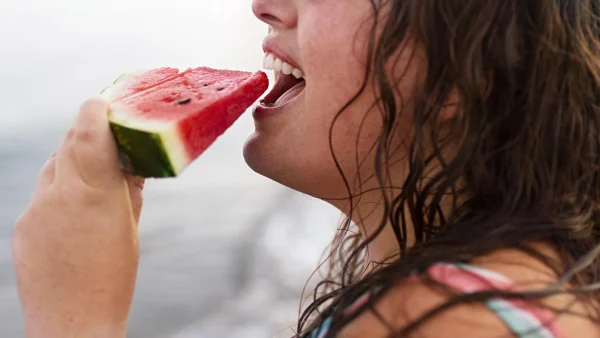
[256,39,307,115]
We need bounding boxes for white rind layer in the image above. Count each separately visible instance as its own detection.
[159,124,190,175]
[108,105,191,175]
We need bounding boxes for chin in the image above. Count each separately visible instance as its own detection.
[243,131,349,202]
[243,130,289,184]
[243,131,265,174]
[243,130,292,188]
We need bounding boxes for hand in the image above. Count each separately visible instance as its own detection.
[11,98,145,338]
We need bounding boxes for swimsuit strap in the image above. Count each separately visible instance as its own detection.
[306,263,566,338]
[425,263,566,338]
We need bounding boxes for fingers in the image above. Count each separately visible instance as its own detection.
[36,152,57,188]
[55,97,122,188]
[125,174,145,223]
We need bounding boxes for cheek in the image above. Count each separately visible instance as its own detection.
[300,4,372,115]
[299,12,382,179]
[299,6,376,147]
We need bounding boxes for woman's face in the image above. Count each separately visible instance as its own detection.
[244,0,420,201]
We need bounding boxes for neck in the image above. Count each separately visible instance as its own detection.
[326,190,415,265]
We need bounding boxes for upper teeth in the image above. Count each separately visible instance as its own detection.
[263,53,304,79]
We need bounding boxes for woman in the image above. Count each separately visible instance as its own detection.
[11,0,600,337]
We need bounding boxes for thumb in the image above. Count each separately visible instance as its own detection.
[57,97,122,187]
[125,173,145,224]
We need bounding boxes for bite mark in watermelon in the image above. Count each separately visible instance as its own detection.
[101,67,269,178]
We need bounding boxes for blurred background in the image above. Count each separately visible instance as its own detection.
[0,1,340,337]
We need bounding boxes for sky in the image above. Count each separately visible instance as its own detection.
[0,0,268,136]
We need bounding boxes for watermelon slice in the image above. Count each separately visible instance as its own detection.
[100,67,269,178]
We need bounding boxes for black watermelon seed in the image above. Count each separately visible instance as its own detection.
[203,84,209,87]
[178,98,192,105]
[217,87,225,91]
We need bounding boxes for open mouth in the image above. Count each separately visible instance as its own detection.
[260,52,306,108]
[260,74,306,107]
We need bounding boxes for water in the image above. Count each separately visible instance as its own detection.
[0,1,339,337]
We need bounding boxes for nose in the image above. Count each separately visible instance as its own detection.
[252,0,297,30]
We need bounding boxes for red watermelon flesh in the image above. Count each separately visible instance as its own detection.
[101,67,184,103]
[103,67,269,178]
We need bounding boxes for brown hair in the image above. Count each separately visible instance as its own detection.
[298,0,600,336]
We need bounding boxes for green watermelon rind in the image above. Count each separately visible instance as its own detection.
[101,68,268,178]
[102,70,181,178]
[109,122,177,177]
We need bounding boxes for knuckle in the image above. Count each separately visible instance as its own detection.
[74,125,95,143]
[65,127,77,141]
[36,169,52,187]
[12,213,26,234]
[12,207,33,243]
[38,157,55,177]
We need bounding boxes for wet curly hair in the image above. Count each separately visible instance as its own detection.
[297,0,600,336]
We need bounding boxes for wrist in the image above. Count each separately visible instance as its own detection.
[23,313,128,338]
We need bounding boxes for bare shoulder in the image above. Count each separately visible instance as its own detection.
[338,277,511,338]
[339,246,600,338]
[473,246,600,338]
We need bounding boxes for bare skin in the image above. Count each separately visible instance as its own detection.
[12,98,143,337]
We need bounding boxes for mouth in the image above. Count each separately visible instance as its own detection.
[259,53,306,108]
[260,74,305,107]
